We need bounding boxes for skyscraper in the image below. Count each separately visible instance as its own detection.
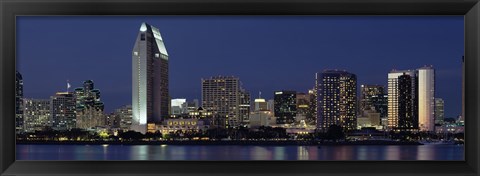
[418,66,435,131]
[23,99,50,132]
[360,85,388,118]
[388,70,418,130]
[274,90,297,124]
[115,105,133,131]
[201,76,248,127]
[50,92,76,131]
[74,80,105,129]
[387,66,435,132]
[132,22,169,134]
[15,71,24,133]
[316,70,357,132]
[435,98,445,124]
[239,90,251,124]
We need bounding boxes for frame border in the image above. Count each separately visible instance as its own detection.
[1,0,479,176]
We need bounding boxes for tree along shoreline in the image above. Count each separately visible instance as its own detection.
[16,140,423,146]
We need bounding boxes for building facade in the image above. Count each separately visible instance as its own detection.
[388,70,418,131]
[316,70,357,132]
[418,66,435,131]
[16,71,24,133]
[435,98,445,124]
[50,92,76,131]
[201,76,248,127]
[74,80,105,129]
[274,90,297,125]
[132,22,169,134]
[23,99,51,132]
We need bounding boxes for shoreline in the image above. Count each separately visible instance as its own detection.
[16,140,423,146]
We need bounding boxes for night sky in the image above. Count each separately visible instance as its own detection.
[17,16,464,117]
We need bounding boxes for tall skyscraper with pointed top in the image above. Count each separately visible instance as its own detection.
[132,22,169,134]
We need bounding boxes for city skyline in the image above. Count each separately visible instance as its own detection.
[17,16,463,118]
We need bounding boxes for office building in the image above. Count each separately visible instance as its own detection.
[23,99,50,132]
[359,85,388,124]
[114,105,133,131]
[50,92,76,131]
[418,66,435,131]
[239,90,251,124]
[254,92,268,111]
[74,80,105,129]
[132,22,169,134]
[307,88,317,123]
[296,92,310,122]
[388,69,418,131]
[435,98,445,124]
[171,98,187,115]
[274,90,297,124]
[316,70,357,132]
[16,71,24,133]
[202,76,248,127]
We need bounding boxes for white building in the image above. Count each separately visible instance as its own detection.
[418,66,435,131]
[132,22,169,134]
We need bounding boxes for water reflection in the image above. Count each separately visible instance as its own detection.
[16,144,464,161]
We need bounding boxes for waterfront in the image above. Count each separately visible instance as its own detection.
[16,144,464,160]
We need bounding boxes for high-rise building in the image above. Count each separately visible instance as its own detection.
[132,22,169,134]
[435,98,445,124]
[23,99,50,132]
[388,70,418,131]
[115,105,133,131]
[239,90,251,124]
[360,85,388,118]
[74,80,105,129]
[16,71,24,133]
[50,92,76,131]
[186,99,200,113]
[267,99,275,113]
[307,88,317,123]
[387,66,435,132]
[202,76,248,127]
[316,70,357,132]
[418,66,435,131]
[171,98,187,115]
[254,99,268,111]
[274,90,297,124]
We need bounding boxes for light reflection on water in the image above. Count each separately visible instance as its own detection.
[16,144,464,161]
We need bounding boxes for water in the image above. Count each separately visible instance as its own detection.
[16,144,464,160]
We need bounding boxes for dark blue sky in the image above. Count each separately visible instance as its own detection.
[17,16,464,117]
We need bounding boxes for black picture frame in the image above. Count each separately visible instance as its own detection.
[1,0,479,175]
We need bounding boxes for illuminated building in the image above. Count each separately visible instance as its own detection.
[239,90,251,124]
[388,69,419,131]
[274,90,297,124]
[16,71,24,133]
[254,98,268,111]
[74,80,105,129]
[307,88,317,123]
[417,66,435,131]
[435,98,445,124]
[201,76,249,127]
[115,105,132,131]
[296,92,310,122]
[132,22,169,134]
[249,111,275,128]
[171,98,187,115]
[316,70,357,132]
[360,85,387,118]
[50,92,76,131]
[387,66,435,132]
[23,99,50,132]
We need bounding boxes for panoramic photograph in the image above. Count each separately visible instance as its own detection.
[15,16,464,160]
